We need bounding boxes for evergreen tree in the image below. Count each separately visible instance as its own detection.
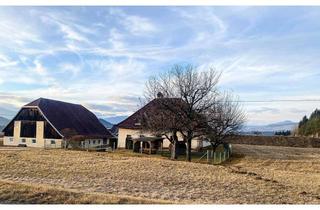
[297,109,320,136]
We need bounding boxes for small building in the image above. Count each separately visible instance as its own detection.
[2,98,114,149]
[117,98,203,152]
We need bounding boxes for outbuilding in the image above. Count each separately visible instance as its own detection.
[2,98,114,149]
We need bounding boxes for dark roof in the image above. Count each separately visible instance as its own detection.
[24,98,113,139]
[117,98,184,129]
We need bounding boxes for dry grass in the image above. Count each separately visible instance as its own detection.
[0,179,169,204]
[0,145,319,204]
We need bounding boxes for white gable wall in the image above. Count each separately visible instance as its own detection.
[4,120,62,148]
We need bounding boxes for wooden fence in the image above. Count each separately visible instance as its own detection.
[199,144,232,164]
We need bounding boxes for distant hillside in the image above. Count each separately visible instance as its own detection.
[99,119,113,129]
[0,117,9,132]
[0,116,9,126]
[104,116,128,124]
[242,120,298,136]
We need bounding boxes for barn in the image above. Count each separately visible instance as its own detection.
[1,98,114,149]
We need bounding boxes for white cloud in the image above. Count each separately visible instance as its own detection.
[33,60,47,75]
[59,63,81,76]
[172,7,227,40]
[0,20,43,46]
[108,28,126,49]
[59,23,89,43]
[109,8,158,36]
[0,54,18,68]
[122,15,157,36]
[40,14,91,44]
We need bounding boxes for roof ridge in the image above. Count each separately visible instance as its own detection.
[24,97,82,107]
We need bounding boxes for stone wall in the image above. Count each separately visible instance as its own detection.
[227,135,320,148]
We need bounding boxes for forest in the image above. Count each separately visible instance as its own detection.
[297,109,320,136]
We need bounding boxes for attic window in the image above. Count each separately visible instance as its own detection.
[134,122,141,126]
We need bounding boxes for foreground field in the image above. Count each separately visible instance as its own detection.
[0,145,319,204]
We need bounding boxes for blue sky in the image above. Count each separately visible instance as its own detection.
[0,6,320,124]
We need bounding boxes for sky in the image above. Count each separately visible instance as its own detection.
[0,6,320,125]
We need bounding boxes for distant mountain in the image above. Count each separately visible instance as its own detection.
[99,119,113,129]
[104,116,128,124]
[0,116,9,133]
[267,120,298,129]
[0,116,9,127]
[242,120,298,136]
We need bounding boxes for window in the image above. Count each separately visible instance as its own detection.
[21,138,26,143]
[9,138,13,142]
[32,139,36,144]
[51,140,55,144]
[93,140,96,144]
[97,140,100,144]
[88,140,91,144]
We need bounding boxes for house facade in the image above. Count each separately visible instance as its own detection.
[2,98,114,148]
[117,98,203,150]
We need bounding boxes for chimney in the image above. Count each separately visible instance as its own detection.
[157,92,164,98]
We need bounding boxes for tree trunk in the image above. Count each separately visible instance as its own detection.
[186,138,192,162]
[185,131,193,162]
[170,141,178,160]
[170,131,179,160]
[211,142,218,152]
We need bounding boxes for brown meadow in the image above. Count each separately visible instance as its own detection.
[0,144,319,204]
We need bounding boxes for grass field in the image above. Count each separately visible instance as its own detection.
[0,145,319,204]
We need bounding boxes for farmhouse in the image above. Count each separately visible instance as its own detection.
[117,97,203,153]
[2,98,114,149]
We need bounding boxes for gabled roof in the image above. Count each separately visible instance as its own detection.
[23,98,113,139]
[117,98,184,129]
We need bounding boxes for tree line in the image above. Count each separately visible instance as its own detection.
[296,109,320,136]
[274,130,291,136]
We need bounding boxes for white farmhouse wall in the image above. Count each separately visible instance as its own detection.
[81,139,104,149]
[118,127,202,149]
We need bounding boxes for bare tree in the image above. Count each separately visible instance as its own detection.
[144,64,221,161]
[205,92,246,151]
[139,96,183,159]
